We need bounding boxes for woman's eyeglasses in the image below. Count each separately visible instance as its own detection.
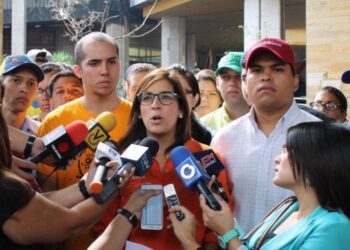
[310,102,341,111]
[137,92,179,105]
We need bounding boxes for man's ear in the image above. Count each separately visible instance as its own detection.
[292,74,300,92]
[73,65,82,79]
[122,80,128,93]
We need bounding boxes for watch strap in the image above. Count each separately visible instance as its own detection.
[24,135,36,159]
[218,228,240,249]
[116,208,138,227]
[79,179,91,199]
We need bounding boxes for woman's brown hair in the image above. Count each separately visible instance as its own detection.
[119,68,191,153]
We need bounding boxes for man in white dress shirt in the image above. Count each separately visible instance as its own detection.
[211,38,319,232]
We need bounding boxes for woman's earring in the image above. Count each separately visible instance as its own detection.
[179,114,183,119]
[138,115,142,119]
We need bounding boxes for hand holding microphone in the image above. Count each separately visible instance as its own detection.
[170,146,221,211]
[55,112,117,168]
[29,120,88,168]
[93,137,159,204]
[89,140,122,194]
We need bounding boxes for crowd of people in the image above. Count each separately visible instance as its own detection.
[1,31,350,250]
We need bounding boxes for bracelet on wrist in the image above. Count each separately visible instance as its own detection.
[24,135,36,159]
[115,208,138,227]
[79,179,91,199]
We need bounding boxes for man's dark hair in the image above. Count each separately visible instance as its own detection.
[47,70,82,97]
[39,62,65,75]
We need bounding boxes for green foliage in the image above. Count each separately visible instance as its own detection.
[52,51,74,65]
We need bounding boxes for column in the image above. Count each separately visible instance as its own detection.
[11,0,26,54]
[243,0,282,50]
[106,21,129,97]
[161,16,186,67]
[186,34,196,70]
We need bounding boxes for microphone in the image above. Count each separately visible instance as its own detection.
[93,137,159,204]
[193,149,228,202]
[29,120,88,167]
[118,137,159,177]
[170,146,221,211]
[89,140,122,194]
[77,111,117,152]
[55,112,117,169]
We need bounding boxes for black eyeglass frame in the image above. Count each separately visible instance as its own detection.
[310,102,342,111]
[137,91,179,106]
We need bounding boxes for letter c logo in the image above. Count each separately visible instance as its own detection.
[180,164,196,179]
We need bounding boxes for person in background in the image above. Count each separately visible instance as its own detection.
[1,55,44,135]
[37,32,132,250]
[195,69,223,118]
[95,68,231,250]
[310,86,349,127]
[211,38,319,232]
[34,62,65,122]
[47,70,84,110]
[122,63,156,101]
[168,64,213,145]
[201,52,250,132]
[170,122,350,250]
[27,49,53,65]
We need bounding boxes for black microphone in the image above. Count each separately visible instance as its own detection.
[193,149,229,202]
[93,137,159,204]
[117,137,159,178]
[30,120,88,168]
[170,146,221,211]
[89,140,121,194]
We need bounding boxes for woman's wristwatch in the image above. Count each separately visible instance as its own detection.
[217,228,240,249]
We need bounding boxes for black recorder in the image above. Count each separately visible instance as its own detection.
[163,184,185,221]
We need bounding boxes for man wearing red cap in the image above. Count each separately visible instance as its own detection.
[211,38,319,233]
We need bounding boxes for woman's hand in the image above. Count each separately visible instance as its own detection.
[168,206,201,250]
[199,194,234,236]
[84,158,134,193]
[11,155,37,181]
[124,189,161,219]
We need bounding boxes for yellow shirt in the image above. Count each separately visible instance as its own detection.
[37,97,132,188]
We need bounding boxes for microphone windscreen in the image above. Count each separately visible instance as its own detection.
[170,146,191,166]
[65,120,89,145]
[139,137,159,156]
[96,112,117,132]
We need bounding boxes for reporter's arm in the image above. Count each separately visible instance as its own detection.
[8,126,44,156]
[11,155,37,181]
[199,195,241,250]
[2,162,133,245]
[88,189,159,250]
[3,190,117,245]
[168,206,201,250]
[43,160,130,208]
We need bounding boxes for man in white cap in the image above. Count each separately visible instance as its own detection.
[27,48,53,65]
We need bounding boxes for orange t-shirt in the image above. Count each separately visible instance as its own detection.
[37,97,132,189]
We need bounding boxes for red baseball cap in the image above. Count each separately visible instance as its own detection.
[244,38,296,73]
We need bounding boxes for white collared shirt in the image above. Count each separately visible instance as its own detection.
[211,101,319,232]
